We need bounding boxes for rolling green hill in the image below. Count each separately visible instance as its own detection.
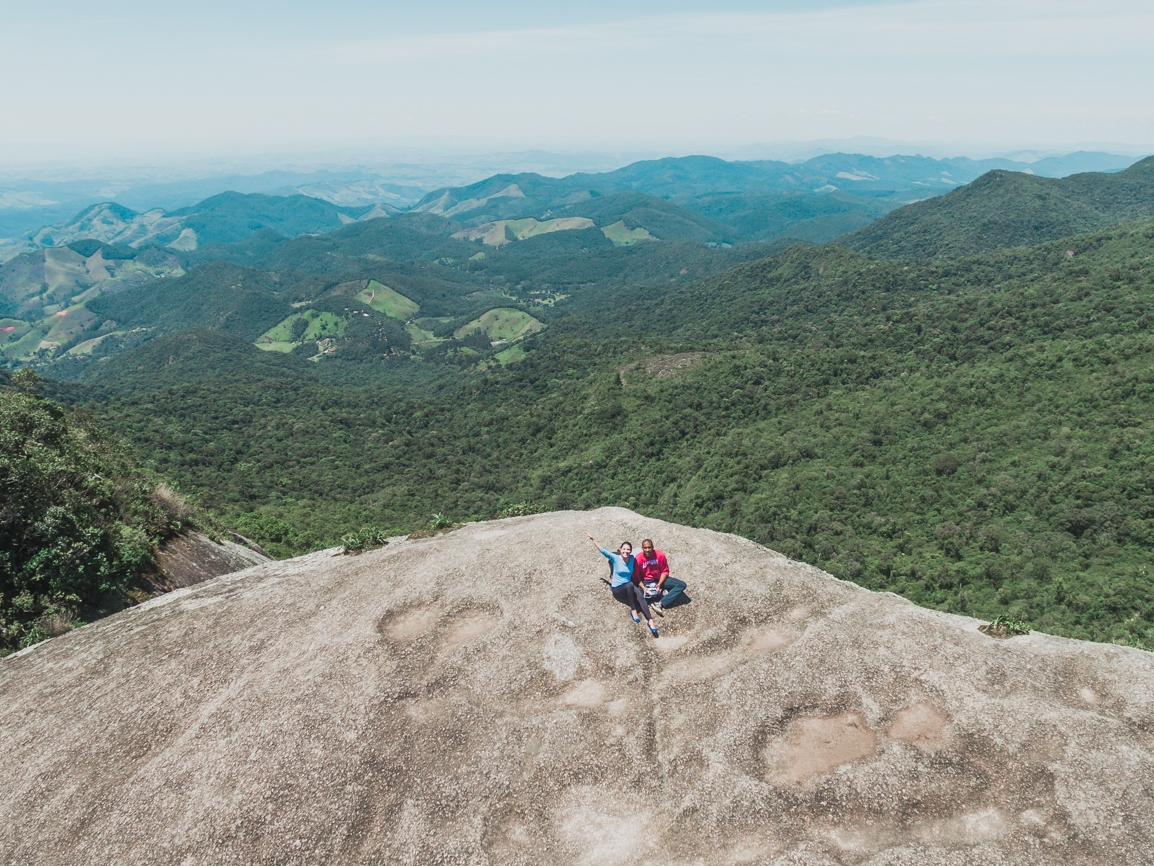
[683,190,894,244]
[0,242,183,321]
[842,156,1154,259]
[166,191,371,244]
[1,193,374,264]
[86,262,301,341]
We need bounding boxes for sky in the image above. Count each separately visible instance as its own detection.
[1,0,1152,162]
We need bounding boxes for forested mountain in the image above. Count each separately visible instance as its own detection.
[412,151,1145,218]
[843,156,1154,259]
[6,151,1144,270]
[0,193,375,263]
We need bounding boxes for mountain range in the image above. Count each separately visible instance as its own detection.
[0,192,386,262]
[4,151,1145,265]
[5,153,1154,377]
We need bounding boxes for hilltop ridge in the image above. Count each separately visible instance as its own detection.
[2,508,1152,865]
[842,156,1154,259]
[0,193,377,263]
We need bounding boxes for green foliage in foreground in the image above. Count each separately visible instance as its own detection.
[0,373,192,651]
[340,527,390,554]
[979,614,1032,638]
[85,218,1154,646]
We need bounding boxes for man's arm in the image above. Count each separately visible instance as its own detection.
[656,551,671,588]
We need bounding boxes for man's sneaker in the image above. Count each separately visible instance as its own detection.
[651,601,664,616]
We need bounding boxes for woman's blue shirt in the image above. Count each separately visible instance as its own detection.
[601,549,635,587]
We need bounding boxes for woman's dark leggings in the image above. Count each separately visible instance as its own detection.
[611,582,651,620]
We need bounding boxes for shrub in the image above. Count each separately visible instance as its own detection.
[340,527,390,554]
[150,483,192,524]
[979,614,1032,638]
[494,501,538,519]
[934,453,960,476]
[0,385,181,650]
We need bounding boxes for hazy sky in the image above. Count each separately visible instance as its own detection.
[2,0,1151,159]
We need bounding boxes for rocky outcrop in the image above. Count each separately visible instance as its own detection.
[2,508,1152,865]
[148,531,271,592]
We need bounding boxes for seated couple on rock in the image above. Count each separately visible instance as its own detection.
[582,532,688,638]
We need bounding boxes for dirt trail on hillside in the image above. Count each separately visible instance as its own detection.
[2,508,1153,865]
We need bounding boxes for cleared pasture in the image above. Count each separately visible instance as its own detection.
[356,281,419,319]
[453,307,543,343]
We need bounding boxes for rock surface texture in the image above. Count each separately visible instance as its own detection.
[150,531,272,592]
[2,508,1153,865]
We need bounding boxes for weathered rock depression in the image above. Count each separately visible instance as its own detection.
[2,508,1153,865]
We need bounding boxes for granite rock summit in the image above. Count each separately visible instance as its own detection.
[2,508,1152,865]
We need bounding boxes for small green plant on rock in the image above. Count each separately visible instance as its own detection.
[979,614,1032,638]
[340,528,390,555]
[1112,636,1153,652]
[494,501,538,519]
[407,513,460,539]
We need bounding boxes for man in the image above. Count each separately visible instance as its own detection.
[633,538,686,615]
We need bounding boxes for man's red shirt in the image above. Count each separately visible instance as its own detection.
[633,549,670,584]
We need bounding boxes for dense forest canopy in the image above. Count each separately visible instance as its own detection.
[0,371,199,651]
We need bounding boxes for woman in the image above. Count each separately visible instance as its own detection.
[583,531,658,637]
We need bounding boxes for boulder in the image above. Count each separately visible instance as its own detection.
[149,531,271,592]
[1,508,1152,865]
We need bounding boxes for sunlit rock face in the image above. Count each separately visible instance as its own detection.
[2,507,1153,865]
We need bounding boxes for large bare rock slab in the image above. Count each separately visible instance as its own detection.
[150,531,271,592]
[2,508,1152,865]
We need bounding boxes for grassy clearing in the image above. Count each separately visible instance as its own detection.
[454,217,596,247]
[0,319,30,348]
[2,320,50,359]
[255,341,297,353]
[259,310,346,342]
[495,344,528,365]
[68,332,124,356]
[256,309,347,352]
[357,281,419,319]
[301,312,345,341]
[479,343,531,371]
[453,308,544,343]
[259,313,308,343]
[405,322,443,348]
[519,217,594,239]
[601,221,654,246]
